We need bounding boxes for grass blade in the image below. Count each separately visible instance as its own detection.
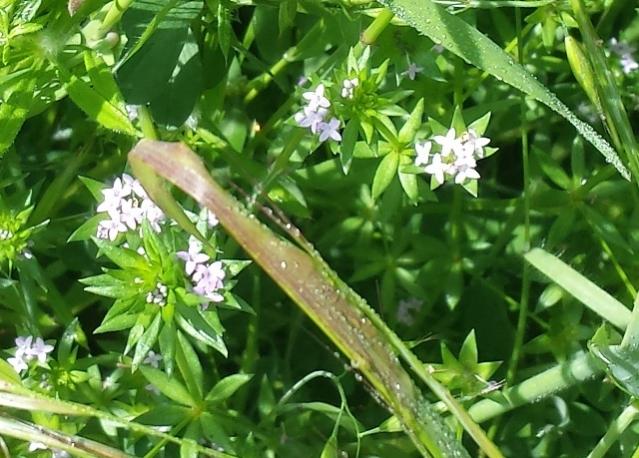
[525,248,631,329]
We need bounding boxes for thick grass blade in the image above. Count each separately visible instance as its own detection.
[377,0,630,180]
[569,0,639,184]
[129,139,475,458]
[525,248,631,329]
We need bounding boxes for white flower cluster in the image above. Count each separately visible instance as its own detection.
[177,236,226,309]
[7,336,54,374]
[609,38,639,74]
[146,282,168,307]
[340,77,359,99]
[415,128,490,185]
[0,229,12,240]
[294,84,342,142]
[96,174,165,241]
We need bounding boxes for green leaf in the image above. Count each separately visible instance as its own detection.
[83,51,127,106]
[378,0,630,180]
[398,154,419,201]
[459,330,478,368]
[372,152,399,199]
[320,435,338,458]
[57,66,137,135]
[205,373,252,403]
[117,0,204,126]
[94,314,138,334]
[176,331,203,401]
[175,302,227,356]
[0,72,36,156]
[159,319,177,376]
[589,343,639,397]
[525,248,631,330]
[340,118,360,174]
[398,98,424,145]
[140,365,196,406]
[132,313,162,371]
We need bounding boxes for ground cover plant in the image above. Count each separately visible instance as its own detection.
[1,0,639,456]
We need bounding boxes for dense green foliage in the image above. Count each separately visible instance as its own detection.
[1,0,639,456]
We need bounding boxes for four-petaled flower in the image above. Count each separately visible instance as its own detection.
[144,350,163,368]
[433,128,465,158]
[318,118,342,142]
[302,84,331,112]
[415,141,432,166]
[424,154,449,185]
[177,236,210,276]
[402,62,423,81]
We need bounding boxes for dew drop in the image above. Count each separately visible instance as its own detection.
[280,261,287,269]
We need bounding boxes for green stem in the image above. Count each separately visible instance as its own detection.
[587,403,639,458]
[506,5,530,384]
[360,8,394,45]
[98,0,135,37]
[138,106,158,140]
[468,352,603,423]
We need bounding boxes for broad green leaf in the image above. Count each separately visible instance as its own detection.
[378,0,630,180]
[117,0,204,125]
[205,374,253,403]
[140,365,196,406]
[372,152,399,199]
[525,248,631,330]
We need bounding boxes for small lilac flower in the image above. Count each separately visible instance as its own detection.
[294,106,328,133]
[302,84,331,111]
[177,236,210,276]
[97,218,127,242]
[317,118,342,142]
[415,141,432,166]
[14,336,33,357]
[192,261,226,304]
[144,350,162,368]
[461,129,490,159]
[402,62,423,80]
[454,162,481,184]
[28,337,54,364]
[7,355,28,373]
[97,177,131,213]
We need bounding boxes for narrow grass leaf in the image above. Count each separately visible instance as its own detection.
[525,248,631,330]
